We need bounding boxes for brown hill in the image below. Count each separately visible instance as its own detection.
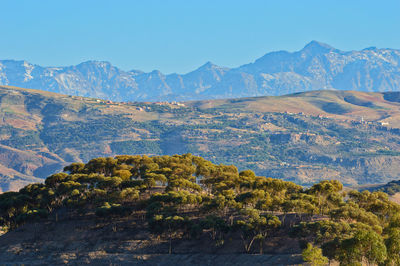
[2,85,400,189]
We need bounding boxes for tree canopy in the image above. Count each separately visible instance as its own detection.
[1,153,400,264]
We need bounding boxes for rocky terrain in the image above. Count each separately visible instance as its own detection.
[1,41,400,101]
[3,85,400,190]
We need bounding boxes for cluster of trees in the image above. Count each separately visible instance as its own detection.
[1,154,400,264]
[292,190,400,265]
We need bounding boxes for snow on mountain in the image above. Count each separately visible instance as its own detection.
[1,41,400,101]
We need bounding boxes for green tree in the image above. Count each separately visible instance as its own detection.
[307,180,343,214]
[200,215,230,243]
[150,215,186,254]
[235,208,281,253]
[385,227,400,265]
[302,243,328,266]
[85,157,118,176]
[337,229,387,265]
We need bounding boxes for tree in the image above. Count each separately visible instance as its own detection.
[200,215,230,243]
[329,202,381,229]
[307,180,343,214]
[45,173,69,188]
[235,190,270,209]
[63,163,85,174]
[235,208,281,253]
[165,215,185,254]
[337,229,387,265]
[149,215,186,254]
[302,243,328,266]
[85,157,118,176]
[119,188,140,203]
[385,227,400,265]
[113,169,132,181]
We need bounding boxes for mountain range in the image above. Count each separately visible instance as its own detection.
[1,41,400,101]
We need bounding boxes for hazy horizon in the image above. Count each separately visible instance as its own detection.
[2,0,400,74]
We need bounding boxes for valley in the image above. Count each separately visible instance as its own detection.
[2,85,400,190]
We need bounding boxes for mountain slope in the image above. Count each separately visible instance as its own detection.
[3,85,400,190]
[1,41,400,101]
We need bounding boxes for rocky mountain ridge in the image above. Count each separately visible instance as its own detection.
[1,41,400,101]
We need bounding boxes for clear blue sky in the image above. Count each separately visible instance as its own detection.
[1,0,399,74]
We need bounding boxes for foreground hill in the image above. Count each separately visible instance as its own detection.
[3,85,400,190]
[0,154,398,265]
[1,41,400,101]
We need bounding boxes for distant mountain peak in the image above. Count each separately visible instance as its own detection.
[188,61,230,75]
[150,69,162,74]
[198,61,217,70]
[362,46,378,51]
[128,69,144,75]
[301,40,336,53]
[78,60,112,68]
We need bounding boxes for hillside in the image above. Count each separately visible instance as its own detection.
[1,41,400,101]
[3,85,400,190]
[0,154,398,265]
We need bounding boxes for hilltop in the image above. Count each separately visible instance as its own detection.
[0,154,398,265]
[1,41,400,101]
[2,85,400,190]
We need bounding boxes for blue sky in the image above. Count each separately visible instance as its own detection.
[1,0,399,74]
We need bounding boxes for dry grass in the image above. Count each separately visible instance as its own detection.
[390,193,400,204]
